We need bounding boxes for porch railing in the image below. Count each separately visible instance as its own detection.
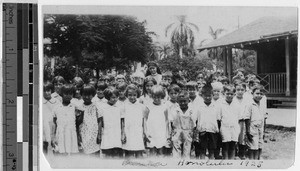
[257,72,286,95]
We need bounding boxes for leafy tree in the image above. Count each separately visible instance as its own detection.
[44,14,153,78]
[158,54,213,81]
[165,15,199,58]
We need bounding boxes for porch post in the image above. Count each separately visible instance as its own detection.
[228,47,233,82]
[285,37,291,96]
[223,47,227,75]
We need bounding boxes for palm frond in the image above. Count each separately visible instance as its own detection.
[165,23,175,37]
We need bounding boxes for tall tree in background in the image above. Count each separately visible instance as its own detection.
[165,15,199,58]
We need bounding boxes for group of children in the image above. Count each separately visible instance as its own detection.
[43,64,267,160]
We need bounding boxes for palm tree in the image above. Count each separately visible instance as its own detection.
[165,15,199,58]
[207,26,226,71]
[157,43,172,60]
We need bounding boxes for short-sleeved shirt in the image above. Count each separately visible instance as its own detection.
[244,99,265,127]
[232,97,248,120]
[99,103,124,149]
[165,101,180,122]
[196,101,220,133]
[218,100,240,127]
[51,92,62,103]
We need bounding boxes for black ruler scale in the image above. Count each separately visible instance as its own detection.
[2,3,39,171]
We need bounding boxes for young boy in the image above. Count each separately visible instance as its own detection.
[92,82,108,105]
[245,84,267,160]
[218,85,240,160]
[196,83,220,159]
[186,81,203,158]
[164,84,181,156]
[170,90,197,158]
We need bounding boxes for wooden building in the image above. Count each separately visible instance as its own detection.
[198,16,297,107]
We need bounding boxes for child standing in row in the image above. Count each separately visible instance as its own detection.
[53,84,78,155]
[218,85,240,159]
[51,76,66,102]
[164,84,181,156]
[140,76,157,106]
[146,85,170,157]
[98,87,126,158]
[233,82,248,160]
[123,84,149,158]
[170,91,196,159]
[79,84,100,155]
[43,81,59,155]
[196,83,220,160]
[245,85,266,160]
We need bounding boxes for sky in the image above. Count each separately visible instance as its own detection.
[42,5,298,47]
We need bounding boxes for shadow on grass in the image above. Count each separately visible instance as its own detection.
[266,124,295,132]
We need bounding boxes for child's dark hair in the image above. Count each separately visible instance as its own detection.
[220,77,230,85]
[151,85,166,99]
[81,84,96,97]
[73,77,84,88]
[61,84,76,96]
[223,84,236,93]
[96,82,108,91]
[143,76,157,96]
[167,84,181,94]
[201,74,213,95]
[234,81,247,90]
[251,84,266,94]
[159,81,169,89]
[44,81,54,92]
[178,90,189,100]
[52,76,66,85]
[116,82,128,91]
[186,81,198,90]
[145,61,162,76]
[104,86,119,100]
[125,84,141,98]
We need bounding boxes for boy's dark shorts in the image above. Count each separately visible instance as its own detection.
[199,132,218,150]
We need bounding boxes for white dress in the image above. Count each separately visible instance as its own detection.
[53,103,78,153]
[79,103,100,154]
[123,101,147,151]
[43,98,59,142]
[146,103,168,148]
[99,103,123,149]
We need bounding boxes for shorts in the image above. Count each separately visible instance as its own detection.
[220,125,239,142]
[199,132,218,150]
[246,125,263,150]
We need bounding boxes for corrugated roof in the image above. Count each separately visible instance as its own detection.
[198,16,298,50]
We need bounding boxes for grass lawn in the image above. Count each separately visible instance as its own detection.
[261,125,296,160]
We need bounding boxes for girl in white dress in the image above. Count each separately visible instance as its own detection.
[145,85,170,157]
[51,76,65,102]
[53,84,78,155]
[139,76,157,106]
[123,84,149,158]
[78,84,101,155]
[98,86,126,158]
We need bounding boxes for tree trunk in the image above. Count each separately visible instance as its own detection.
[179,47,183,58]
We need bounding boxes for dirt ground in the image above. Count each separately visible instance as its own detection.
[261,125,296,160]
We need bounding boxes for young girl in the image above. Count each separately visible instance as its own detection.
[116,82,128,112]
[71,77,84,106]
[43,81,59,155]
[98,86,125,158]
[232,82,248,160]
[53,84,78,155]
[170,91,196,159]
[78,84,100,155]
[145,85,170,157]
[51,76,66,102]
[145,61,162,85]
[139,76,157,106]
[245,84,267,160]
[123,84,149,158]
[92,82,108,105]
[218,85,240,160]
